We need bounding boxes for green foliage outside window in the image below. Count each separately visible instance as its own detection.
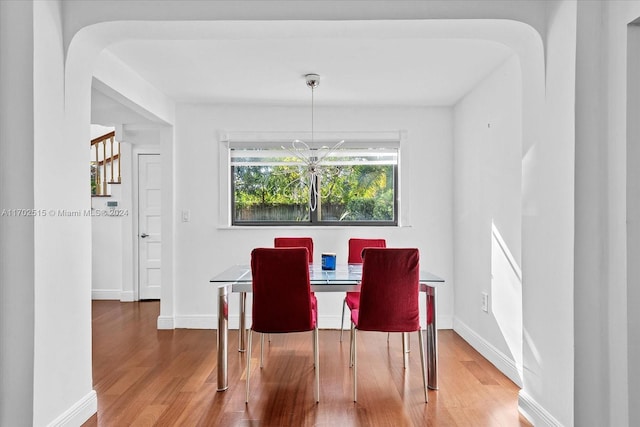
[232,159,396,224]
[90,163,97,195]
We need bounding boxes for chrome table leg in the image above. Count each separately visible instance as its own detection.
[426,285,438,389]
[217,284,229,391]
[238,291,246,352]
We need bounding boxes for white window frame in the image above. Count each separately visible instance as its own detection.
[218,130,409,227]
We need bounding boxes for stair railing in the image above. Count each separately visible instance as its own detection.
[91,131,121,196]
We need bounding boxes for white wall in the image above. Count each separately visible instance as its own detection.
[627,20,640,427]
[596,2,640,426]
[33,0,96,425]
[173,104,454,330]
[453,55,523,385]
[91,192,124,300]
[0,1,36,425]
[627,23,640,427]
[574,2,609,425]
[517,3,576,426]
[514,2,576,426]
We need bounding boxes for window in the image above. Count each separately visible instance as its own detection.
[229,137,399,226]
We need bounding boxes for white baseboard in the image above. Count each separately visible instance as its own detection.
[519,390,564,427]
[91,289,121,300]
[173,315,344,330]
[157,315,174,329]
[91,289,135,301]
[435,314,453,329]
[174,315,217,329]
[317,314,453,330]
[453,317,523,387]
[120,290,135,302]
[454,318,565,426]
[46,390,97,427]
[170,314,454,330]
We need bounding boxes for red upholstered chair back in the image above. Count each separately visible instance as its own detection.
[250,247,315,333]
[348,238,386,263]
[356,248,420,332]
[274,237,314,262]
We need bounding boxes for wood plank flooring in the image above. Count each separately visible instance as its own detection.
[83,301,531,426]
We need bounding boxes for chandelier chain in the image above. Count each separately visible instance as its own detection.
[311,85,315,144]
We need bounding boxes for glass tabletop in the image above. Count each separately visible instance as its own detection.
[210,263,444,285]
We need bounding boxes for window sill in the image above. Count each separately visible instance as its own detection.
[216,224,411,230]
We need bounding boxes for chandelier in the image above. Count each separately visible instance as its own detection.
[282,74,344,211]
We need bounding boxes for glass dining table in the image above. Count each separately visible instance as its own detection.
[210,263,444,392]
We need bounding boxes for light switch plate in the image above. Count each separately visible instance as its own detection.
[481,292,489,312]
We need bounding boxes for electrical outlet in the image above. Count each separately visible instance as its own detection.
[481,292,489,312]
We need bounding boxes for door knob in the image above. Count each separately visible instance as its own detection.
[140,233,149,238]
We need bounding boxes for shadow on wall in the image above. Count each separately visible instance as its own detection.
[491,221,523,385]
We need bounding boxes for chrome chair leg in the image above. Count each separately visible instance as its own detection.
[340,298,347,342]
[314,327,320,402]
[349,321,355,367]
[402,332,410,369]
[260,333,264,368]
[418,329,428,403]
[245,329,253,403]
[353,328,358,402]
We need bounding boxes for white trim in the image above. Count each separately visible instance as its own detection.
[218,129,407,227]
[398,129,411,227]
[216,224,415,231]
[91,289,121,300]
[173,314,453,330]
[157,315,174,330]
[223,130,401,148]
[519,389,564,427]
[453,316,523,387]
[132,147,161,302]
[175,315,217,329]
[119,142,135,306]
[219,137,231,226]
[320,313,452,330]
[46,390,97,427]
[120,290,135,302]
[435,314,453,330]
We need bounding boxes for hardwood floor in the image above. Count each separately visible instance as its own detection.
[83,301,531,426]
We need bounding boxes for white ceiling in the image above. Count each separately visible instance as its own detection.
[92,21,515,134]
[103,37,512,107]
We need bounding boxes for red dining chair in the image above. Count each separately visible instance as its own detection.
[349,248,427,403]
[340,238,386,341]
[274,237,314,263]
[274,237,316,302]
[271,237,315,343]
[246,247,319,403]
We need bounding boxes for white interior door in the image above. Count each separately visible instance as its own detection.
[138,154,161,300]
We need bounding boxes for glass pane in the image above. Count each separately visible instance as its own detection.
[231,147,397,225]
[233,165,310,222]
[318,164,395,222]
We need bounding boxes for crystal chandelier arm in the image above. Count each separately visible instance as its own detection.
[281,140,311,165]
[292,140,313,163]
[314,139,345,164]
